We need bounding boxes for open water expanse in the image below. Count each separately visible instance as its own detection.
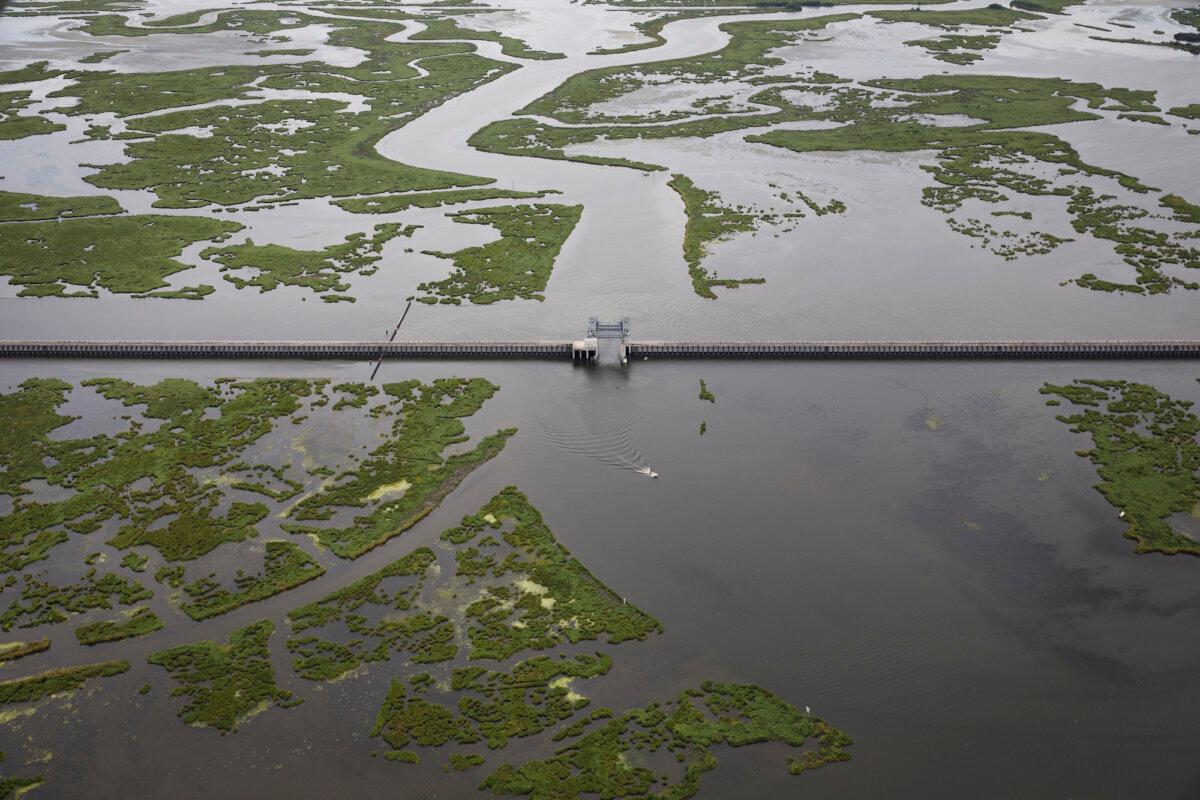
[0,359,1198,798]
[1,0,1199,796]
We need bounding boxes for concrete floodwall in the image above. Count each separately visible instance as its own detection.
[0,340,1197,360]
[626,341,1200,359]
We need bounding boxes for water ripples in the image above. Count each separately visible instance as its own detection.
[535,387,654,475]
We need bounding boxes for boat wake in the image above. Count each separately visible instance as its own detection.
[535,402,656,477]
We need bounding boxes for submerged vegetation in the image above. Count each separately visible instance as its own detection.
[0,374,509,645]
[1041,380,1200,555]
[148,620,299,733]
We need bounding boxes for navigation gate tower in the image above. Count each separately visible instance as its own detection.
[572,317,629,363]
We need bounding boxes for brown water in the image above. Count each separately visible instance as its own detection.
[2,1,1200,796]
[0,359,1197,798]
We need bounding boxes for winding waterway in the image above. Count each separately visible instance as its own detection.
[2,0,1198,342]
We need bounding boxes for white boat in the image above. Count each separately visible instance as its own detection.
[637,466,658,479]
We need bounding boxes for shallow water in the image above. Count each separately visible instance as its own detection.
[2,1,1197,341]
[0,359,1198,798]
[1,0,1199,796]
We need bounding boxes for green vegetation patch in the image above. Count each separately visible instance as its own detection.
[0,659,129,705]
[469,16,1194,295]
[1,569,151,630]
[74,606,163,645]
[76,9,315,38]
[870,6,1042,27]
[445,487,663,660]
[1161,194,1200,224]
[0,210,241,297]
[202,223,418,298]
[63,15,516,209]
[469,15,858,170]
[0,378,311,572]
[904,34,1001,64]
[873,5,1037,65]
[78,50,125,64]
[120,552,148,572]
[0,639,50,663]
[481,681,852,799]
[0,774,42,799]
[148,619,299,733]
[698,379,715,403]
[450,753,486,770]
[288,487,658,682]
[0,190,122,222]
[519,15,860,125]
[411,17,565,60]
[590,10,754,55]
[180,542,325,621]
[750,74,1160,155]
[283,378,513,559]
[0,88,64,141]
[1041,380,1200,555]
[668,175,765,298]
[601,0,944,8]
[747,75,1197,293]
[0,375,508,596]
[1012,0,1084,15]
[372,653,611,752]
[286,547,452,680]
[334,188,548,214]
[418,204,583,304]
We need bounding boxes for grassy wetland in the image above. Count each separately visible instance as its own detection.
[1,0,1199,793]
[417,204,583,305]
[1041,379,1200,555]
[148,620,299,733]
[466,12,1199,298]
[2,361,1199,797]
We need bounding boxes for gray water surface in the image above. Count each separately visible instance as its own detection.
[0,359,1197,798]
